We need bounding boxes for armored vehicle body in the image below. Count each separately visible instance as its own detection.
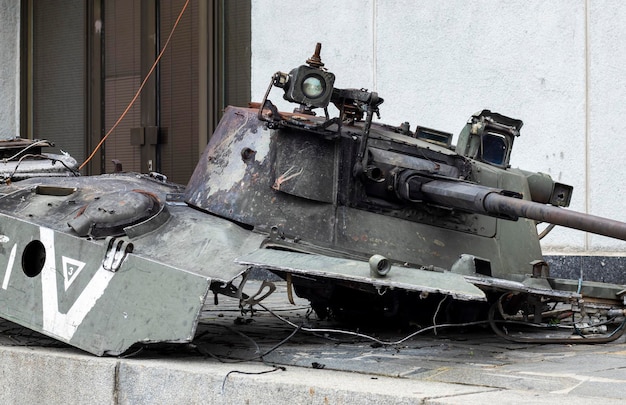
[1,44,625,355]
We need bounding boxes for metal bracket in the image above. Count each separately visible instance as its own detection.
[232,271,277,311]
[240,280,276,308]
[102,237,134,272]
[210,271,277,311]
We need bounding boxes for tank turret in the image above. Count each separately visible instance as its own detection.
[186,44,626,339]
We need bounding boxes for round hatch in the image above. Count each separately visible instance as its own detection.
[68,190,161,238]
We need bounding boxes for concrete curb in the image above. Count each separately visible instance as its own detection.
[0,345,623,405]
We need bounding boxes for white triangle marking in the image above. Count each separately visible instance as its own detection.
[62,256,86,291]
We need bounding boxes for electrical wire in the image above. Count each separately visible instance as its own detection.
[488,294,626,343]
[1,140,51,162]
[258,303,489,346]
[199,283,626,368]
[195,323,302,365]
[1,153,80,183]
[221,366,286,395]
[432,295,448,336]
[78,0,191,171]
[258,297,626,346]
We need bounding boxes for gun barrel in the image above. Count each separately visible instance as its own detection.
[419,180,626,241]
[483,193,626,241]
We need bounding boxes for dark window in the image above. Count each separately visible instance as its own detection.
[481,132,508,166]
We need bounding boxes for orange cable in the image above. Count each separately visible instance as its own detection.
[79,0,191,171]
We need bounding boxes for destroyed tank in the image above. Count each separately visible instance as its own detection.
[1,44,626,356]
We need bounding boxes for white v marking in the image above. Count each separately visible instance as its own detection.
[40,227,115,341]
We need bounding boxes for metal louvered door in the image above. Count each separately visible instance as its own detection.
[158,0,200,184]
[104,0,200,182]
[103,0,142,174]
[30,0,87,163]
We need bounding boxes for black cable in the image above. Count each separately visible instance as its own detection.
[2,153,79,183]
[195,323,301,365]
[221,366,286,395]
[258,302,489,346]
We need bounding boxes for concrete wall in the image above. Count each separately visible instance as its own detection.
[0,0,19,140]
[251,0,626,254]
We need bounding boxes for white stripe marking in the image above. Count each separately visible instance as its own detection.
[2,244,17,290]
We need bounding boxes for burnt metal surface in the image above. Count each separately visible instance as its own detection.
[272,128,337,203]
[184,106,542,276]
[186,107,337,243]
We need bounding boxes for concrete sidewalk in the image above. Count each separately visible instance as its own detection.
[1,282,626,404]
[3,343,625,405]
